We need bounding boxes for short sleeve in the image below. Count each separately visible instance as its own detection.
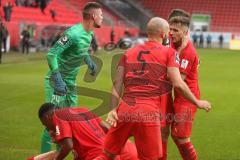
[167,48,180,68]
[179,53,197,75]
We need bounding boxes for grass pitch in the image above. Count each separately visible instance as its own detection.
[0,48,239,160]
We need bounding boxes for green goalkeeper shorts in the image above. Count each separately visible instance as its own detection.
[44,78,78,107]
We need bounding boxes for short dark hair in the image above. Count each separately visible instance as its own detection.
[168,9,190,20]
[38,103,55,119]
[82,2,102,19]
[169,16,190,27]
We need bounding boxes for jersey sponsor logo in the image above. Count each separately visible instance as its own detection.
[58,35,69,46]
[175,52,180,64]
[181,59,189,69]
[55,125,60,136]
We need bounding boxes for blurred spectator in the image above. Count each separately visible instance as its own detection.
[21,26,31,54]
[3,2,13,22]
[192,32,198,47]
[219,34,224,48]
[50,8,56,21]
[206,34,212,48]
[31,0,38,7]
[110,28,115,42]
[39,0,47,14]
[24,0,29,6]
[33,0,39,7]
[0,23,9,53]
[15,0,22,6]
[199,33,204,48]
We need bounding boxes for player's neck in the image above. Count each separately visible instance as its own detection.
[148,37,163,44]
[82,20,94,32]
[176,36,188,53]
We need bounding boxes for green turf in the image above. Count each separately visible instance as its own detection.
[0,48,239,159]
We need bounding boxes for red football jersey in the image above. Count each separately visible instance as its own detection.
[117,41,179,114]
[51,108,105,160]
[172,41,200,104]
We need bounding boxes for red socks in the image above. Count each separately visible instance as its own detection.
[173,140,197,160]
[160,141,168,160]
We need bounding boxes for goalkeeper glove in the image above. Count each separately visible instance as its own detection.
[84,55,97,76]
[50,71,67,96]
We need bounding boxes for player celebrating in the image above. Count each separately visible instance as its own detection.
[38,103,138,160]
[102,17,211,160]
[41,2,103,153]
[160,9,192,160]
[169,15,206,160]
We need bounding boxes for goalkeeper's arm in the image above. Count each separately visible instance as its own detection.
[46,34,72,95]
[83,53,97,76]
[46,34,72,72]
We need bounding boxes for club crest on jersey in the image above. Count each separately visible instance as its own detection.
[58,35,69,46]
[55,125,60,136]
[175,53,180,64]
[181,59,189,69]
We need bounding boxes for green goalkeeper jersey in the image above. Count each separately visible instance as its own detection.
[46,23,93,86]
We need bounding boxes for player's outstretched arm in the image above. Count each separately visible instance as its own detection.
[27,150,57,160]
[54,138,73,160]
[106,66,124,127]
[168,67,211,112]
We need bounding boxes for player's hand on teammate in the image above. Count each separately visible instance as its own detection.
[50,71,67,96]
[72,150,78,159]
[106,109,118,127]
[196,100,211,112]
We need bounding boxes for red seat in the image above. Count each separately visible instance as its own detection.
[139,0,240,32]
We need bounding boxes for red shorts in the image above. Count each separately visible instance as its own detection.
[171,102,197,138]
[119,140,138,160]
[159,93,174,127]
[104,101,162,159]
[90,140,138,160]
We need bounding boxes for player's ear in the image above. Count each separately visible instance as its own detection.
[92,13,96,20]
[159,32,164,39]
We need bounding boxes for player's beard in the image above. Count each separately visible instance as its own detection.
[173,38,183,49]
[94,22,101,28]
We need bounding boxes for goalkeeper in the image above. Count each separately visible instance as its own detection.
[41,2,103,153]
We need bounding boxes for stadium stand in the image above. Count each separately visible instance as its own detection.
[0,0,139,49]
[139,0,240,32]
[67,0,122,26]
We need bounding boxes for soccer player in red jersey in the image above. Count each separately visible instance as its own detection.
[38,103,138,160]
[168,15,208,160]
[102,17,211,160]
[160,9,192,160]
